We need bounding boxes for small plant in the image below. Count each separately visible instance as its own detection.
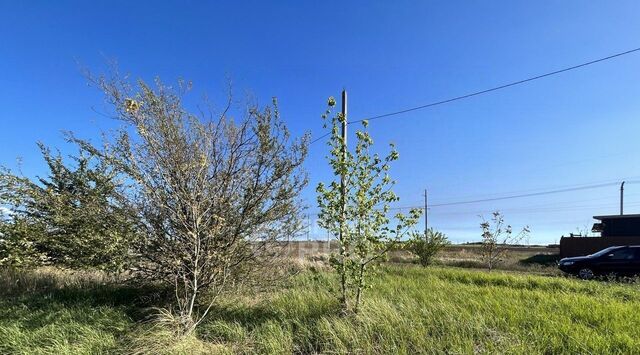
[408,228,449,267]
[480,211,529,271]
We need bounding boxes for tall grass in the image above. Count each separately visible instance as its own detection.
[0,268,157,354]
[199,266,640,354]
[2,266,639,354]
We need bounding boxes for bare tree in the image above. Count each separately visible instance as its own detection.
[480,211,530,271]
[71,72,308,334]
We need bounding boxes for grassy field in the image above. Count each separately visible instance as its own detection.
[433,244,560,273]
[2,265,639,354]
[288,241,561,274]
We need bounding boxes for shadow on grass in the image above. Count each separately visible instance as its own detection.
[203,296,339,328]
[0,268,340,353]
[198,288,341,352]
[0,269,172,333]
[519,253,560,266]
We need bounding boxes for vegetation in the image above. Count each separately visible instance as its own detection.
[433,244,560,274]
[408,228,450,267]
[66,73,309,333]
[0,76,627,354]
[316,98,420,314]
[480,212,530,271]
[2,265,639,354]
[0,144,138,271]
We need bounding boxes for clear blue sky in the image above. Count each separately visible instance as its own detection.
[2,1,640,244]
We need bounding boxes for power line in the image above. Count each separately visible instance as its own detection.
[354,47,640,124]
[307,180,640,216]
[400,177,640,207]
[310,132,331,145]
[380,180,640,211]
[349,48,640,124]
[432,180,640,207]
[430,201,640,217]
[307,180,640,217]
[307,182,640,239]
[310,46,640,145]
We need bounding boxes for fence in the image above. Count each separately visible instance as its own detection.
[559,236,640,258]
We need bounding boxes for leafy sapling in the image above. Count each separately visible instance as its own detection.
[480,211,530,271]
[317,97,420,314]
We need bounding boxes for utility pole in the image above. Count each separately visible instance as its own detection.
[423,189,428,238]
[621,181,625,215]
[339,89,348,308]
[340,89,348,239]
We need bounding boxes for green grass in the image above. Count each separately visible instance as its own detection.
[0,268,157,354]
[2,266,640,354]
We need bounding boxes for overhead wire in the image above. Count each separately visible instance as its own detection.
[306,180,640,216]
[309,47,640,145]
[385,180,640,211]
[305,47,640,238]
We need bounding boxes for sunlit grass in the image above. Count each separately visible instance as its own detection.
[1,265,639,354]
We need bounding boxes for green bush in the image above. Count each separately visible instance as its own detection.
[407,228,449,266]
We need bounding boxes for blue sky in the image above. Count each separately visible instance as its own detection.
[1,1,640,244]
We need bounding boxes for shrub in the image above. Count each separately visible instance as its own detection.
[0,145,139,272]
[69,71,308,334]
[408,228,449,266]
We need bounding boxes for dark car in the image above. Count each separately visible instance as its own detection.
[558,245,640,280]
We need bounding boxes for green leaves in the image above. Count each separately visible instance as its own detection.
[408,228,449,267]
[0,144,139,271]
[480,211,530,271]
[316,97,421,314]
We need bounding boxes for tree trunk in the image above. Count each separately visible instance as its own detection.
[339,259,349,314]
[354,263,365,314]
